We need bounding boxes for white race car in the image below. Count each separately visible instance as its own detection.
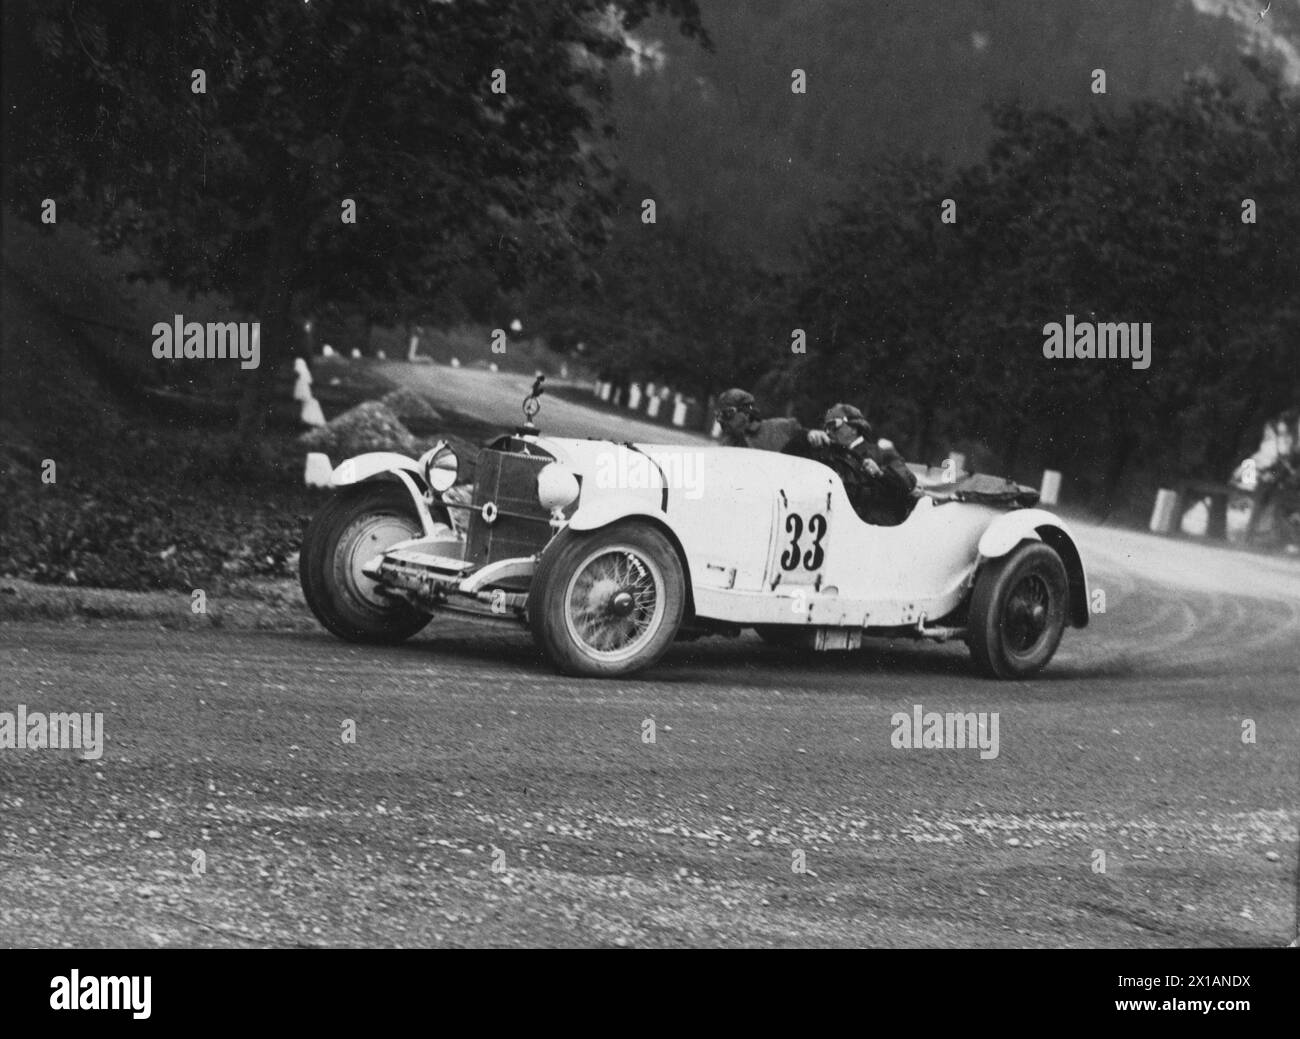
[300,383,1088,678]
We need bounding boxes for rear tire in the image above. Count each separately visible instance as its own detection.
[299,483,432,644]
[968,541,1068,679]
[528,522,685,677]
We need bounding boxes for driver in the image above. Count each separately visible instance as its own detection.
[792,403,919,526]
[714,388,830,452]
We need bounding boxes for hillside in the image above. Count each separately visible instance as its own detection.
[0,220,380,590]
[608,0,1300,260]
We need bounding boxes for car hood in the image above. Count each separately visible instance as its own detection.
[529,436,830,503]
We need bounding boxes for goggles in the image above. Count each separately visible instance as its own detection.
[823,417,850,432]
[716,405,751,422]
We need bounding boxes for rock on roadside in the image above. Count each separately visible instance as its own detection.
[380,388,444,434]
[298,401,417,458]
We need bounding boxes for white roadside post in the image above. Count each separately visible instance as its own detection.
[1150,489,1178,534]
[300,398,326,427]
[628,383,643,410]
[671,394,688,428]
[599,382,612,402]
[292,358,313,402]
[1040,469,1062,506]
[304,452,333,487]
[646,394,662,419]
[295,355,326,428]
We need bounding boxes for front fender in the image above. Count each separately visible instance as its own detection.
[331,451,424,488]
[560,497,694,616]
[330,451,439,537]
[567,495,665,533]
[977,509,1090,628]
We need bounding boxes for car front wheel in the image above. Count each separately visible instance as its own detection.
[299,483,432,644]
[528,522,685,677]
[967,541,1068,679]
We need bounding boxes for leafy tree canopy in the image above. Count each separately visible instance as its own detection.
[3,0,707,446]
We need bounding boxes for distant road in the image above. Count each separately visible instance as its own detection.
[379,361,709,445]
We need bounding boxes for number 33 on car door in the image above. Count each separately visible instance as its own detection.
[778,512,828,572]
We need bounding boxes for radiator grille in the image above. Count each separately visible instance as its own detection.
[466,446,556,567]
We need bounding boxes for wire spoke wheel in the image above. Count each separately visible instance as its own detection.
[530,522,685,677]
[564,546,665,663]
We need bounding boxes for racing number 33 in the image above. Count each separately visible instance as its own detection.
[780,513,827,571]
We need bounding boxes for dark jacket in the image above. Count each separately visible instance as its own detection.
[721,416,804,452]
[788,435,918,526]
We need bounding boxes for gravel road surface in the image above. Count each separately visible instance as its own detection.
[2,523,1296,947]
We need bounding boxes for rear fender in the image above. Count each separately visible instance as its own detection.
[977,509,1089,628]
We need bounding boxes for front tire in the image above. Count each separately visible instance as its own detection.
[967,541,1068,679]
[299,483,431,644]
[528,522,685,677]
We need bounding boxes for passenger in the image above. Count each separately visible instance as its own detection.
[790,403,919,526]
[714,388,830,452]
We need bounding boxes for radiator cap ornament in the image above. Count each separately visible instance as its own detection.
[519,375,545,434]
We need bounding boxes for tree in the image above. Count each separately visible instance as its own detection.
[788,67,1300,515]
[529,204,775,423]
[791,155,979,460]
[3,0,707,459]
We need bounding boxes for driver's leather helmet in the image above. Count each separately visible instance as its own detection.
[823,402,872,439]
[716,388,757,419]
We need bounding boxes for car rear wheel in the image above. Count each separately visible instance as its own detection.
[528,522,685,677]
[299,483,432,643]
[967,541,1068,679]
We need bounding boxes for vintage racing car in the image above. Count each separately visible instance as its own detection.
[300,380,1089,678]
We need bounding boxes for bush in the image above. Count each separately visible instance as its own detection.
[0,477,311,591]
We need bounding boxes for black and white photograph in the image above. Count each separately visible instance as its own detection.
[1,0,1297,1004]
